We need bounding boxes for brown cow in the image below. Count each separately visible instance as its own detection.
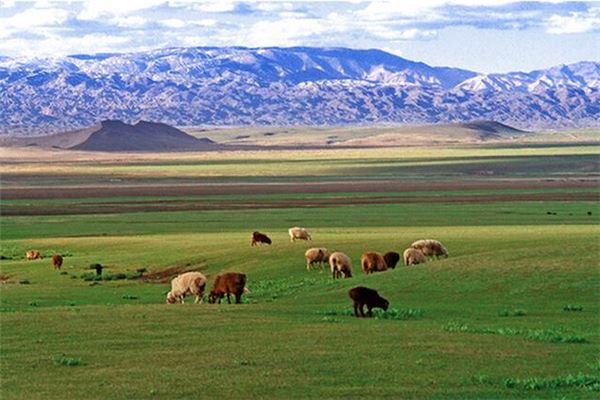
[360,252,387,274]
[26,250,42,260]
[208,272,248,304]
[51,255,63,271]
[383,252,400,269]
[251,231,272,246]
[348,286,389,318]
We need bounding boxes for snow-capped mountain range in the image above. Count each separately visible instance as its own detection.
[0,46,598,135]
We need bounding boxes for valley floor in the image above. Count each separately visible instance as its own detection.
[0,143,599,399]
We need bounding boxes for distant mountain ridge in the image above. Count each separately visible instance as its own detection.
[0,46,598,135]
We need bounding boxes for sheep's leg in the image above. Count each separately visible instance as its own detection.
[353,302,360,317]
[235,293,242,304]
[359,304,366,318]
[367,306,373,318]
[226,293,231,304]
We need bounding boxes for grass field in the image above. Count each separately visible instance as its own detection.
[1,143,599,399]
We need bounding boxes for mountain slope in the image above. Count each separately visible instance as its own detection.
[0,47,598,134]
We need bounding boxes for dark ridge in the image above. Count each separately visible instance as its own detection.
[70,120,216,152]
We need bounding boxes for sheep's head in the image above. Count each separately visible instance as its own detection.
[166,292,177,304]
[207,292,218,304]
[378,297,390,311]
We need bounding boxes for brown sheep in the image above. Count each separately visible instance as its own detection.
[251,231,272,246]
[329,251,352,279]
[288,227,312,242]
[51,255,63,271]
[410,239,449,258]
[383,251,400,269]
[348,286,389,318]
[403,247,426,266]
[360,252,388,274]
[166,272,208,304]
[208,272,248,304]
[304,247,330,270]
[26,250,42,260]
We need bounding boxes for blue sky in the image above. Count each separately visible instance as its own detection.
[0,0,598,73]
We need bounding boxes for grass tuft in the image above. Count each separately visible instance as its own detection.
[52,355,82,367]
[443,322,586,343]
[498,308,527,317]
[563,305,584,312]
[321,308,423,320]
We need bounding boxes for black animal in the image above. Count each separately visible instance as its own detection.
[348,286,389,318]
[383,251,400,269]
[251,231,272,246]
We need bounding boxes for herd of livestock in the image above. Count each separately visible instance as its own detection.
[24,226,449,317]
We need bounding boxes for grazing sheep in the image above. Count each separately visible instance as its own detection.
[360,252,388,274]
[410,239,448,258]
[403,248,426,266]
[348,286,389,318]
[51,255,63,271]
[304,247,330,270]
[251,231,272,246]
[166,271,208,304]
[329,252,352,279]
[288,227,312,242]
[208,272,248,304]
[26,250,42,260]
[383,251,400,270]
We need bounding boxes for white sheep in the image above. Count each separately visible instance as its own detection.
[410,239,448,258]
[166,271,208,304]
[403,247,426,266]
[329,251,353,279]
[305,247,330,270]
[288,227,312,242]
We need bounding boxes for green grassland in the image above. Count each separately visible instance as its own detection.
[2,144,598,186]
[1,144,599,399]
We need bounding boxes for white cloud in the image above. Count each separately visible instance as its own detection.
[0,0,15,8]
[368,26,438,40]
[112,15,148,28]
[192,1,236,13]
[160,18,186,28]
[78,0,165,20]
[246,17,344,47]
[546,8,600,34]
[3,7,69,28]
[0,33,130,57]
[190,19,218,27]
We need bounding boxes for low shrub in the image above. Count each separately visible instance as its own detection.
[320,308,423,320]
[498,309,527,317]
[563,305,584,312]
[443,322,586,343]
[52,355,82,367]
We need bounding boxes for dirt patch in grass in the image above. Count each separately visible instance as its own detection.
[2,191,598,216]
[2,179,597,200]
[0,273,13,284]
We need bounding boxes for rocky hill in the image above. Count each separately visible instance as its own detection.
[0,47,598,135]
[2,120,217,152]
